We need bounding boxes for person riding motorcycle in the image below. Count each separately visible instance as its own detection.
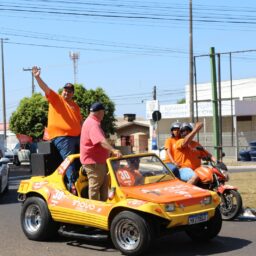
[163,122,181,178]
[173,122,216,184]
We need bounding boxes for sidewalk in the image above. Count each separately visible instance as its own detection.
[224,158,256,169]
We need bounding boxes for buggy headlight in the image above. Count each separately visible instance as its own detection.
[201,196,212,205]
[165,203,176,212]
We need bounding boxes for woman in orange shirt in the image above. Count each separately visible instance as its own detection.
[174,122,215,184]
[164,122,181,178]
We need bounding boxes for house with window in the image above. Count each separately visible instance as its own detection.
[112,114,149,154]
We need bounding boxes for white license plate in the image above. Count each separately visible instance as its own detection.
[188,213,208,225]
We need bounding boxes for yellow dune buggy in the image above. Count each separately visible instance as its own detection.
[18,153,222,256]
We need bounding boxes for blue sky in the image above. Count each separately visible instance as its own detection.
[1,0,256,121]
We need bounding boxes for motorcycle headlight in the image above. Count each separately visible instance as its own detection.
[201,196,212,205]
[165,203,176,212]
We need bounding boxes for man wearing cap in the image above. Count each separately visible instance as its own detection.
[32,66,82,193]
[80,102,122,201]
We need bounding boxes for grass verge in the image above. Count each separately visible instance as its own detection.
[228,171,256,208]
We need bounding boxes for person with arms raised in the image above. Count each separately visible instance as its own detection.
[32,66,83,194]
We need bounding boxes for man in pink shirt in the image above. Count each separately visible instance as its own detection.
[80,102,122,201]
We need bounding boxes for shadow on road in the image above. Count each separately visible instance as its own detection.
[63,232,251,256]
[146,234,251,256]
[67,239,116,253]
[0,187,19,205]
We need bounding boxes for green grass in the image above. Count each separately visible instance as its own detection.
[228,172,256,208]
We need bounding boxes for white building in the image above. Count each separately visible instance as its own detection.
[146,77,256,160]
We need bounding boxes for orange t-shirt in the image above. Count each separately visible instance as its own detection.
[164,137,179,163]
[46,90,82,140]
[116,168,143,187]
[174,139,209,170]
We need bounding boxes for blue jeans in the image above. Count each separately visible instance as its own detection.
[52,136,80,188]
[179,167,195,182]
[166,163,180,178]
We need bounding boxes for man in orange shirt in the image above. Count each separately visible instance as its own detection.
[164,122,181,177]
[32,66,82,193]
[174,122,215,184]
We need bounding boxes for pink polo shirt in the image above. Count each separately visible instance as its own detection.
[80,115,109,164]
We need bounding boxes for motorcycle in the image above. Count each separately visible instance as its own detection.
[194,147,243,220]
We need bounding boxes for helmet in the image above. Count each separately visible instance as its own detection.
[170,122,181,131]
[180,122,193,133]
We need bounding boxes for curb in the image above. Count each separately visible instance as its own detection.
[9,175,31,181]
[238,208,256,220]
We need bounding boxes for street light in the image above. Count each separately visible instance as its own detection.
[1,38,8,140]
[189,0,194,123]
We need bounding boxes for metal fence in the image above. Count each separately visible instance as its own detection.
[157,131,256,160]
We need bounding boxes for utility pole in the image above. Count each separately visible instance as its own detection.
[23,67,39,95]
[1,38,8,140]
[189,0,194,122]
[69,52,80,84]
[210,47,220,160]
[153,85,156,100]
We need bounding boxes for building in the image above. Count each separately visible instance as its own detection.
[146,77,256,159]
[112,114,149,154]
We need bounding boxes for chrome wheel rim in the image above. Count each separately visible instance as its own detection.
[115,219,140,251]
[221,193,236,215]
[24,204,42,233]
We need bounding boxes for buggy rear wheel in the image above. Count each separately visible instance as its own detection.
[21,197,59,241]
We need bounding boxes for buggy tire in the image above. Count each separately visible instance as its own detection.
[186,207,222,241]
[110,211,153,256]
[21,197,59,241]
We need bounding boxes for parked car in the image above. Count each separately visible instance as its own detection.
[4,147,14,163]
[12,142,37,166]
[0,150,10,194]
[18,153,222,256]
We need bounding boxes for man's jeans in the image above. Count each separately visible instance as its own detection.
[165,163,180,178]
[53,136,80,189]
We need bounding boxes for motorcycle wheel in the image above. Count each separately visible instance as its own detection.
[220,190,243,220]
[186,207,222,241]
[21,197,59,241]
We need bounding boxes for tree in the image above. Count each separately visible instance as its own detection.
[76,86,116,136]
[9,85,116,139]
[9,93,48,139]
[177,98,186,104]
[60,85,116,136]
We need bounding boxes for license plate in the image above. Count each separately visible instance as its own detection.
[188,213,208,225]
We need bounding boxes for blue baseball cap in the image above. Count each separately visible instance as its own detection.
[63,83,74,92]
[90,102,105,112]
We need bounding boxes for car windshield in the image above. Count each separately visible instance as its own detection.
[111,154,175,187]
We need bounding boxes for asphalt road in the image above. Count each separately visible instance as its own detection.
[0,165,255,256]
